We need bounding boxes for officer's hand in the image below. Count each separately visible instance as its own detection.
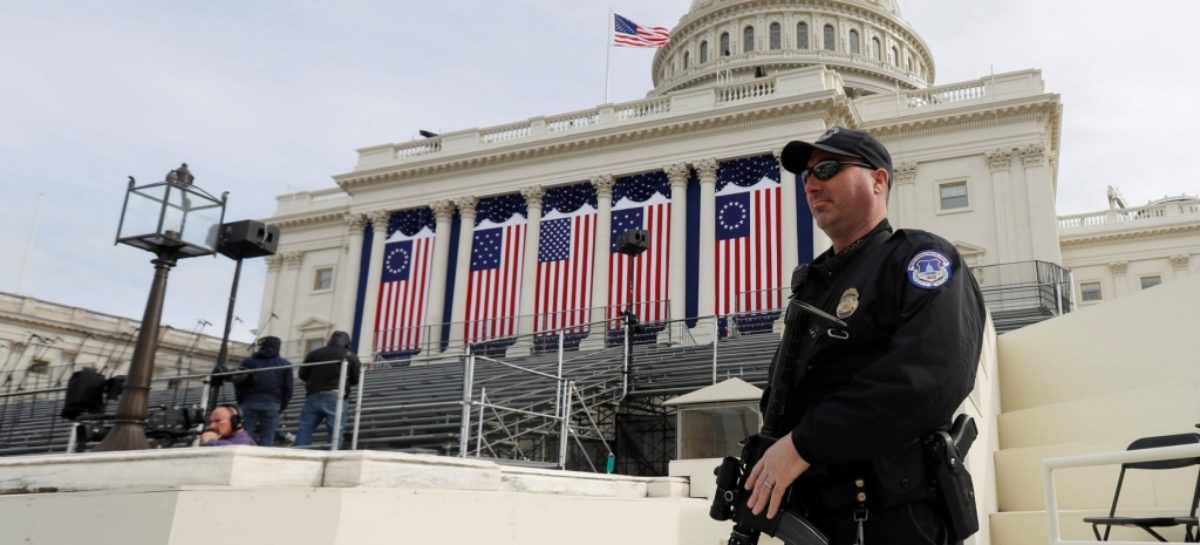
[744,432,811,520]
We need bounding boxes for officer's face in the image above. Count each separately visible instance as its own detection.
[804,150,884,240]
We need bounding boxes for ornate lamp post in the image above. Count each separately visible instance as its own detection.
[97,164,226,451]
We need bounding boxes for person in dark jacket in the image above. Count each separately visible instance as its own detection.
[233,336,294,446]
[741,128,985,545]
[294,331,361,449]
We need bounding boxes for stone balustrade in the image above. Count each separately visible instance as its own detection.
[1058,200,1200,231]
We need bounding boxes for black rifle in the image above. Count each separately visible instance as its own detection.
[710,268,846,545]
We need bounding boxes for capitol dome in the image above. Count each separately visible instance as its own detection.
[651,0,934,97]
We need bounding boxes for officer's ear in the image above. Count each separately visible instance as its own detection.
[871,168,890,196]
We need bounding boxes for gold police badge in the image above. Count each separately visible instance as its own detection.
[836,288,860,319]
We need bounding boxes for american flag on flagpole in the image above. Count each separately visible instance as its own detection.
[715,155,783,317]
[375,227,435,354]
[465,196,527,343]
[609,172,672,328]
[613,13,670,48]
[535,184,598,334]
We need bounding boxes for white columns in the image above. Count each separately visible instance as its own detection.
[583,176,615,349]
[986,149,1016,263]
[775,150,800,274]
[1020,144,1062,264]
[335,213,368,332]
[357,210,390,357]
[694,158,718,338]
[448,197,478,350]
[278,252,304,341]
[513,186,545,354]
[666,164,689,325]
[892,162,919,230]
[424,201,456,351]
[259,254,284,337]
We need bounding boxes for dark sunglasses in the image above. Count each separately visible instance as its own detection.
[801,159,876,183]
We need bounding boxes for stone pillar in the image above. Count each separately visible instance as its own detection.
[277,252,304,342]
[775,150,801,275]
[892,161,918,229]
[356,210,390,357]
[1109,261,1129,298]
[425,201,456,353]
[666,164,690,325]
[1170,254,1191,278]
[1020,144,1062,264]
[986,149,1016,264]
[448,197,478,350]
[259,254,284,337]
[582,176,615,350]
[694,158,719,342]
[511,186,545,355]
[335,213,368,332]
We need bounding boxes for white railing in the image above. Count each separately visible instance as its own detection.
[905,81,986,109]
[481,122,533,144]
[1058,201,1200,231]
[393,140,442,159]
[717,79,777,104]
[1043,443,1200,545]
[547,111,600,133]
[615,97,670,121]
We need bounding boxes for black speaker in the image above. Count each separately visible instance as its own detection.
[218,220,279,259]
[616,228,649,256]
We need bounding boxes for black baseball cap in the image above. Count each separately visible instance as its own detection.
[781,127,892,185]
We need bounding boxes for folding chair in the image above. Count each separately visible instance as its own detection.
[1083,433,1200,542]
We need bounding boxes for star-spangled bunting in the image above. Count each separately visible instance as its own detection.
[465,195,528,342]
[535,184,598,334]
[609,171,672,328]
[716,155,783,316]
[375,208,436,355]
[613,14,670,48]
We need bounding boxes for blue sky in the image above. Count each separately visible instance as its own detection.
[1,0,1196,343]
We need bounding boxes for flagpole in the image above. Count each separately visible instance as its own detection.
[604,7,613,104]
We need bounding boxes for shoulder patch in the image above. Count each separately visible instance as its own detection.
[907,250,952,289]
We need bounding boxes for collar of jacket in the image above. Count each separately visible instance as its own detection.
[811,219,893,281]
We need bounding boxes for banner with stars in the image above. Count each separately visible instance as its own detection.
[376,208,436,355]
[535,183,598,334]
[715,155,782,316]
[610,171,672,328]
[465,195,528,343]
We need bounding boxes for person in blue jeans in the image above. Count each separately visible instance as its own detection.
[233,336,294,446]
[294,331,361,449]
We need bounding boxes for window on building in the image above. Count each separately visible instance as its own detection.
[743,25,755,52]
[823,24,835,50]
[939,182,969,210]
[797,22,809,49]
[1080,282,1102,302]
[849,30,860,54]
[700,40,708,63]
[683,50,690,69]
[28,360,49,375]
[872,37,882,59]
[720,32,730,56]
[305,337,325,354]
[1140,275,1162,290]
[906,58,913,72]
[769,22,781,50]
[892,46,899,65]
[313,267,333,291]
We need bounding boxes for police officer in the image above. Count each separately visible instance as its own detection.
[743,127,985,545]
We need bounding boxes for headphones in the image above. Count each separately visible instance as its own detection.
[216,403,243,431]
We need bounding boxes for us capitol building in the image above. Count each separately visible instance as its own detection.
[258,0,1195,357]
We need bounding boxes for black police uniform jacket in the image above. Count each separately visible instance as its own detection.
[765,219,986,507]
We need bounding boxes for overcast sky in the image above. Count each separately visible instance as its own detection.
[1,0,1196,345]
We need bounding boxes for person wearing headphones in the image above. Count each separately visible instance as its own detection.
[199,404,257,446]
